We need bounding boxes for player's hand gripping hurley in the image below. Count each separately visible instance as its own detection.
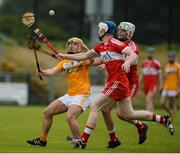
[27,35,56,59]
[27,36,58,81]
[22,12,59,80]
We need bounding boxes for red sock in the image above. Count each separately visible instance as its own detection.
[135,121,143,128]
[152,114,164,124]
[109,131,117,142]
[81,125,94,143]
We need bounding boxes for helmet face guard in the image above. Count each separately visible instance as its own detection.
[98,21,116,40]
[98,22,109,40]
[118,22,135,39]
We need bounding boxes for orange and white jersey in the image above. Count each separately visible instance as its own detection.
[163,62,180,91]
[56,59,91,96]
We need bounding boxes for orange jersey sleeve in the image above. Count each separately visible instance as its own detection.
[56,60,65,72]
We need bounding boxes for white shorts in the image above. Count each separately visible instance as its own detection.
[161,90,177,97]
[58,94,91,111]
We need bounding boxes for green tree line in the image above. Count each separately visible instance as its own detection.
[0,0,179,45]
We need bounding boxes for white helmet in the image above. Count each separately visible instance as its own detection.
[118,22,135,39]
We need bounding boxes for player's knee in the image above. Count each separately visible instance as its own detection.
[66,115,75,123]
[116,111,125,120]
[43,110,49,118]
[116,111,133,120]
[102,108,111,114]
[90,103,98,112]
[43,108,53,118]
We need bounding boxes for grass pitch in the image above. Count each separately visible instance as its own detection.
[0,105,180,153]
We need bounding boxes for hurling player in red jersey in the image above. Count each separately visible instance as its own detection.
[139,47,162,112]
[56,21,174,149]
[96,22,148,148]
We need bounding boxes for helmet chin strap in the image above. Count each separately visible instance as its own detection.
[98,31,107,41]
[98,36,103,41]
[67,51,81,54]
[67,51,76,54]
[118,37,128,42]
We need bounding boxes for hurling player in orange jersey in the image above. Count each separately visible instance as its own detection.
[160,51,180,120]
[27,37,92,147]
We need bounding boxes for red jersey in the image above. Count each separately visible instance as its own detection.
[127,40,139,56]
[93,37,128,83]
[142,59,161,94]
[126,40,139,97]
[93,37,129,99]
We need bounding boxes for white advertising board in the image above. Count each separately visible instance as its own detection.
[0,82,28,105]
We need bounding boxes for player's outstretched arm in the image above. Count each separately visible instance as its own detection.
[38,66,61,77]
[56,49,96,61]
